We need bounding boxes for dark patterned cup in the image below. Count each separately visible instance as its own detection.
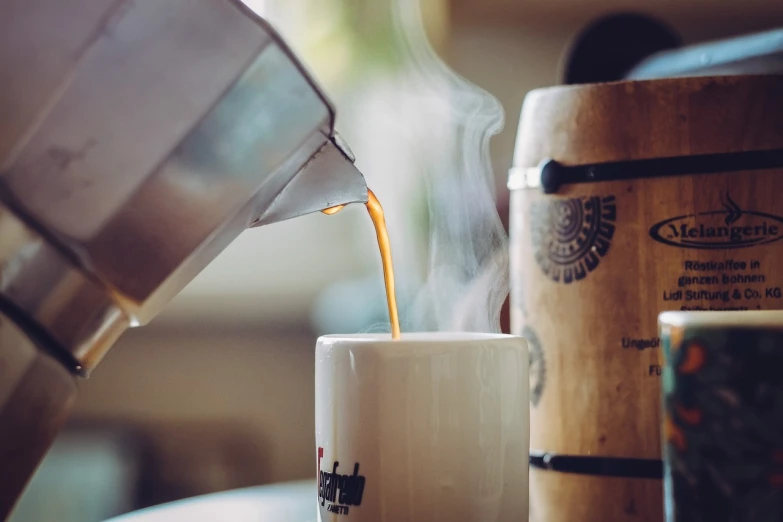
[659,311,783,522]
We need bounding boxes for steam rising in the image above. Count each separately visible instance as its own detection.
[393,0,508,333]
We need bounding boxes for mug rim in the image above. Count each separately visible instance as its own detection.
[659,310,783,328]
[317,332,522,343]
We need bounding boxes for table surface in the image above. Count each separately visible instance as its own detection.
[106,480,316,522]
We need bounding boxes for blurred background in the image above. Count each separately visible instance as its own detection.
[11,0,783,520]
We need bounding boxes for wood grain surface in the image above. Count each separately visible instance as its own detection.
[510,74,783,522]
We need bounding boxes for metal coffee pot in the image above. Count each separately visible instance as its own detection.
[0,0,367,516]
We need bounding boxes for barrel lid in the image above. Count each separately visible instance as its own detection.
[509,75,783,189]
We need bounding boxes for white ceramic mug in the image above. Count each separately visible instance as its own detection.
[315,332,529,522]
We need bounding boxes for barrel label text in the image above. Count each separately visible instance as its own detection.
[661,259,781,311]
[649,194,783,250]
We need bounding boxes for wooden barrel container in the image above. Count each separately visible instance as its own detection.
[508,75,783,522]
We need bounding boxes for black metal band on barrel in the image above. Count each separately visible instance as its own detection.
[529,450,663,479]
[538,148,783,194]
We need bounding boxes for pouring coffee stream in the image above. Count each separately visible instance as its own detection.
[323,189,401,340]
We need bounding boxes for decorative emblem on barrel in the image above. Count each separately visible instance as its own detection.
[523,325,546,407]
[531,195,617,283]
